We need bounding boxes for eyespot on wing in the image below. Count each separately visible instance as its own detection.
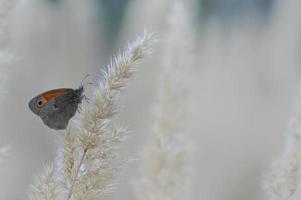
[28,88,73,115]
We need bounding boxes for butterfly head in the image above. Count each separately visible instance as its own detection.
[73,85,84,104]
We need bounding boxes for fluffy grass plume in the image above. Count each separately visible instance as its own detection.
[136,1,196,200]
[263,84,301,200]
[27,31,156,200]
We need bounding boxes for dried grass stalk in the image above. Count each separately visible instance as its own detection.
[27,31,156,200]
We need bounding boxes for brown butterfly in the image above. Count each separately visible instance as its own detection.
[28,86,84,130]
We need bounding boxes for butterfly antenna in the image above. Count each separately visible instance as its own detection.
[83,94,91,104]
[80,74,99,90]
[81,74,90,84]
[83,82,95,86]
[78,105,82,113]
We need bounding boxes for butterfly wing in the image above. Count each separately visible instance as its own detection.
[39,99,71,130]
[29,88,83,130]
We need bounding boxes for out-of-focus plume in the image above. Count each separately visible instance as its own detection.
[27,31,156,200]
[135,1,196,200]
[262,0,301,199]
[263,84,301,200]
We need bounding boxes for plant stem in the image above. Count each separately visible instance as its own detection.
[67,148,88,200]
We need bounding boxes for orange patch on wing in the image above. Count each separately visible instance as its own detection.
[43,90,65,101]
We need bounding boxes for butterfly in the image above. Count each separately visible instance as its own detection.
[28,86,84,130]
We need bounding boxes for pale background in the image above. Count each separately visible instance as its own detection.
[0,0,300,199]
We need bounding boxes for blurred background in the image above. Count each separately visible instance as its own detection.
[0,0,300,199]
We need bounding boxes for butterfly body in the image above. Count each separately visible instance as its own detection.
[29,86,84,130]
